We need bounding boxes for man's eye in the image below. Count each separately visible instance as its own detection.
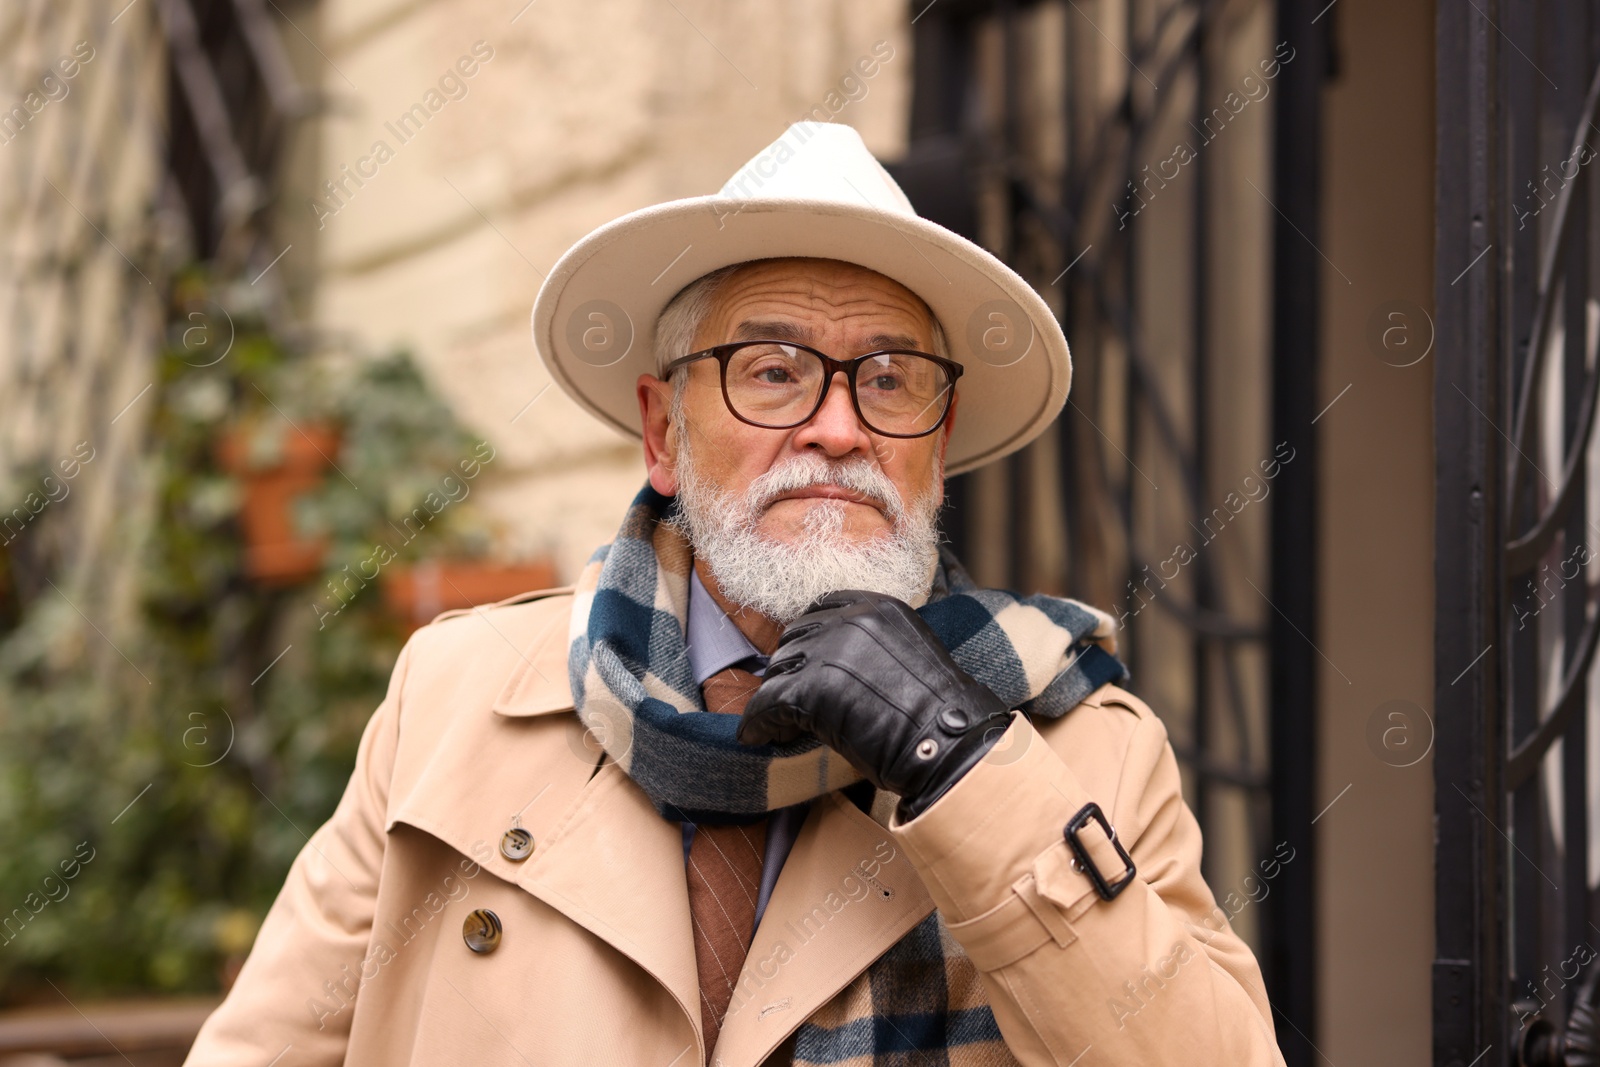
[867,374,901,391]
[757,367,794,384]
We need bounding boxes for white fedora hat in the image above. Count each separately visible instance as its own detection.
[529,122,1070,475]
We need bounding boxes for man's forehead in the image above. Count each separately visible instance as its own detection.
[702,259,936,344]
[729,318,925,351]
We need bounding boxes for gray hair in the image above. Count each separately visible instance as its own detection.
[655,264,745,377]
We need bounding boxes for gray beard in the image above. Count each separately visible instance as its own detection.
[669,433,943,625]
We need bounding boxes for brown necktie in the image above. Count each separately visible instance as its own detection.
[687,666,768,1058]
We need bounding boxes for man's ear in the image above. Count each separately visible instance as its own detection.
[638,373,679,495]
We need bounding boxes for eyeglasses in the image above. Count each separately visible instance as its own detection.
[663,340,963,439]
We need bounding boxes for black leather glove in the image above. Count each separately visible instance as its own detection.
[738,589,1014,821]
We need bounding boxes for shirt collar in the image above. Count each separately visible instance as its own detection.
[686,568,766,685]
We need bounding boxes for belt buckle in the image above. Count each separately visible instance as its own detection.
[1064,801,1136,901]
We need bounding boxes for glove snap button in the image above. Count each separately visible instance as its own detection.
[938,707,969,731]
[915,738,939,760]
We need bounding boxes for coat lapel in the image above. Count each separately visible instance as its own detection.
[519,759,702,1038]
[712,791,936,1067]
[383,593,937,1067]
[384,598,702,1053]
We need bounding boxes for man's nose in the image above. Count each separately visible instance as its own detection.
[792,370,873,457]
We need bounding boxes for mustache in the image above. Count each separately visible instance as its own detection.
[746,455,904,521]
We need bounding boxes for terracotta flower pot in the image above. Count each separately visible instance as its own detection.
[216,423,341,586]
[383,559,558,632]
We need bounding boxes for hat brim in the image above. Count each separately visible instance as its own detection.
[530,195,1070,476]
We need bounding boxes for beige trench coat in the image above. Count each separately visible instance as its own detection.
[184,590,1286,1066]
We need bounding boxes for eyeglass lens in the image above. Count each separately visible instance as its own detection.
[723,342,951,435]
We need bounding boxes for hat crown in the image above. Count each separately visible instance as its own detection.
[715,122,917,218]
[530,122,1072,476]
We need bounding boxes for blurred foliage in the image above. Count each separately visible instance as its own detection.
[0,271,495,1003]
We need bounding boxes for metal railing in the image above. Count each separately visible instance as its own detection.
[1435,2,1600,1063]
[889,0,1324,1061]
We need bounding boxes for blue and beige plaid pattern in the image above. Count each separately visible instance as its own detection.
[793,913,1021,1066]
[567,485,1129,824]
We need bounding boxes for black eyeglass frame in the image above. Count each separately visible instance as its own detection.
[663,340,965,439]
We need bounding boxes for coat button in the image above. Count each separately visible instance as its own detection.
[500,827,534,861]
[463,908,502,954]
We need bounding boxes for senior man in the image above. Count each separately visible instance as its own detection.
[186,123,1284,1066]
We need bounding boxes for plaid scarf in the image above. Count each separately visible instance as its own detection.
[794,910,1018,1065]
[567,485,1129,1063]
[567,485,1129,824]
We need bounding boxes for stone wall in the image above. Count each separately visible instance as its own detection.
[0,0,166,650]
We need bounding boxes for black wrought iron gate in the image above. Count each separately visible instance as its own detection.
[888,0,1324,1062]
[1435,2,1600,1064]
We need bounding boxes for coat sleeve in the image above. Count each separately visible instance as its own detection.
[183,636,415,1066]
[889,697,1286,1066]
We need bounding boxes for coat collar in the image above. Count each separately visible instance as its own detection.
[489,592,578,717]
[390,593,935,1067]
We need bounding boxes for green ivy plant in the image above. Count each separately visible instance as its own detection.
[0,271,495,1003]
